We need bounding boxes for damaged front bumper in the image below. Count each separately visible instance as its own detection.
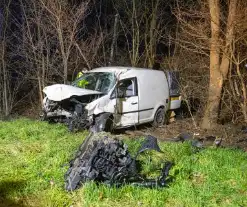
[40,97,93,132]
[40,97,73,121]
[40,110,73,120]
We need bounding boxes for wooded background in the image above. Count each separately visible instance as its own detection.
[0,0,246,129]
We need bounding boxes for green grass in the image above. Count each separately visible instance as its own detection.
[0,118,247,207]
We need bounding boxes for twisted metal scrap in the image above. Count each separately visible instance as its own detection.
[65,132,173,191]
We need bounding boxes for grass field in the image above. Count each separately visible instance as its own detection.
[0,118,247,207]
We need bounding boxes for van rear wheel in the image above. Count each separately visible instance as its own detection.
[153,108,165,127]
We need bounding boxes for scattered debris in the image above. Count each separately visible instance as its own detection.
[64,122,245,192]
[64,132,173,191]
[159,132,223,149]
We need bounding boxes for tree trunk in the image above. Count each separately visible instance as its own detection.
[202,0,238,129]
[201,70,223,129]
[201,0,221,129]
[219,0,237,80]
[1,0,12,117]
[2,54,9,116]
[109,14,119,65]
[236,59,247,123]
[38,73,43,107]
[57,23,68,84]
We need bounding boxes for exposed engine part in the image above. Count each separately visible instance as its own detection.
[40,95,101,131]
[43,98,58,113]
[66,109,91,132]
[41,97,72,121]
[64,132,173,191]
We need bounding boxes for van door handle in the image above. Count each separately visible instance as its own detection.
[131,102,138,105]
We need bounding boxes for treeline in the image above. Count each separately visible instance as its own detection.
[0,0,247,129]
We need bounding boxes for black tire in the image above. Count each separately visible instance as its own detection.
[104,117,114,132]
[94,114,114,133]
[152,107,165,127]
[64,133,135,191]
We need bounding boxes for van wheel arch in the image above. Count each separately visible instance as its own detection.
[152,106,168,127]
[93,113,114,132]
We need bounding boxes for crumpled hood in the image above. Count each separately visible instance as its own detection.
[43,84,103,101]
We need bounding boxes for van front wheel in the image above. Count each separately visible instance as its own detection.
[153,108,165,127]
[94,114,114,133]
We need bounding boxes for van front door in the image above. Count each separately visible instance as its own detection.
[114,78,139,127]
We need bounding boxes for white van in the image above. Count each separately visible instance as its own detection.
[41,66,181,132]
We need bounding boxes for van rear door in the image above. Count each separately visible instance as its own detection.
[166,71,181,110]
[114,78,139,126]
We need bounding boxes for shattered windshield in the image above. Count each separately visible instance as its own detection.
[72,72,116,94]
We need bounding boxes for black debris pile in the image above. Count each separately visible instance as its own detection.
[65,133,173,191]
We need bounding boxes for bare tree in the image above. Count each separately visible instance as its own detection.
[0,0,29,117]
[17,0,104,106]
[113,0,170,67]
[174,0,239,129]
[0,0,11,116]
[201,0,238,129]
[224,2,247,123]
[39,0,91,84]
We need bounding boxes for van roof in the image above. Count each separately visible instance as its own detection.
[90,66,160,73]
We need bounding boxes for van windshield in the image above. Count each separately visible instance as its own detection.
[72,72,116,94]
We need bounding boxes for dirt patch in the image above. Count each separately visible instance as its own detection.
[121,118,247,151]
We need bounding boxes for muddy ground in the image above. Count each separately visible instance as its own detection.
[119,117,247,152]
[18,106,247,151]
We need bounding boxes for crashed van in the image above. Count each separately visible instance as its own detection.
[41,67,181,132]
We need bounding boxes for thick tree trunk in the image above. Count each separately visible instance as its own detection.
[201,0,221,129]
[202,0,238,129]
[201,70,223,129]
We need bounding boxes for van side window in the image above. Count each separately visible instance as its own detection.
[111,78,138,98]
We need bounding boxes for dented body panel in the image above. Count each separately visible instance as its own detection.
[43,84,103,101]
